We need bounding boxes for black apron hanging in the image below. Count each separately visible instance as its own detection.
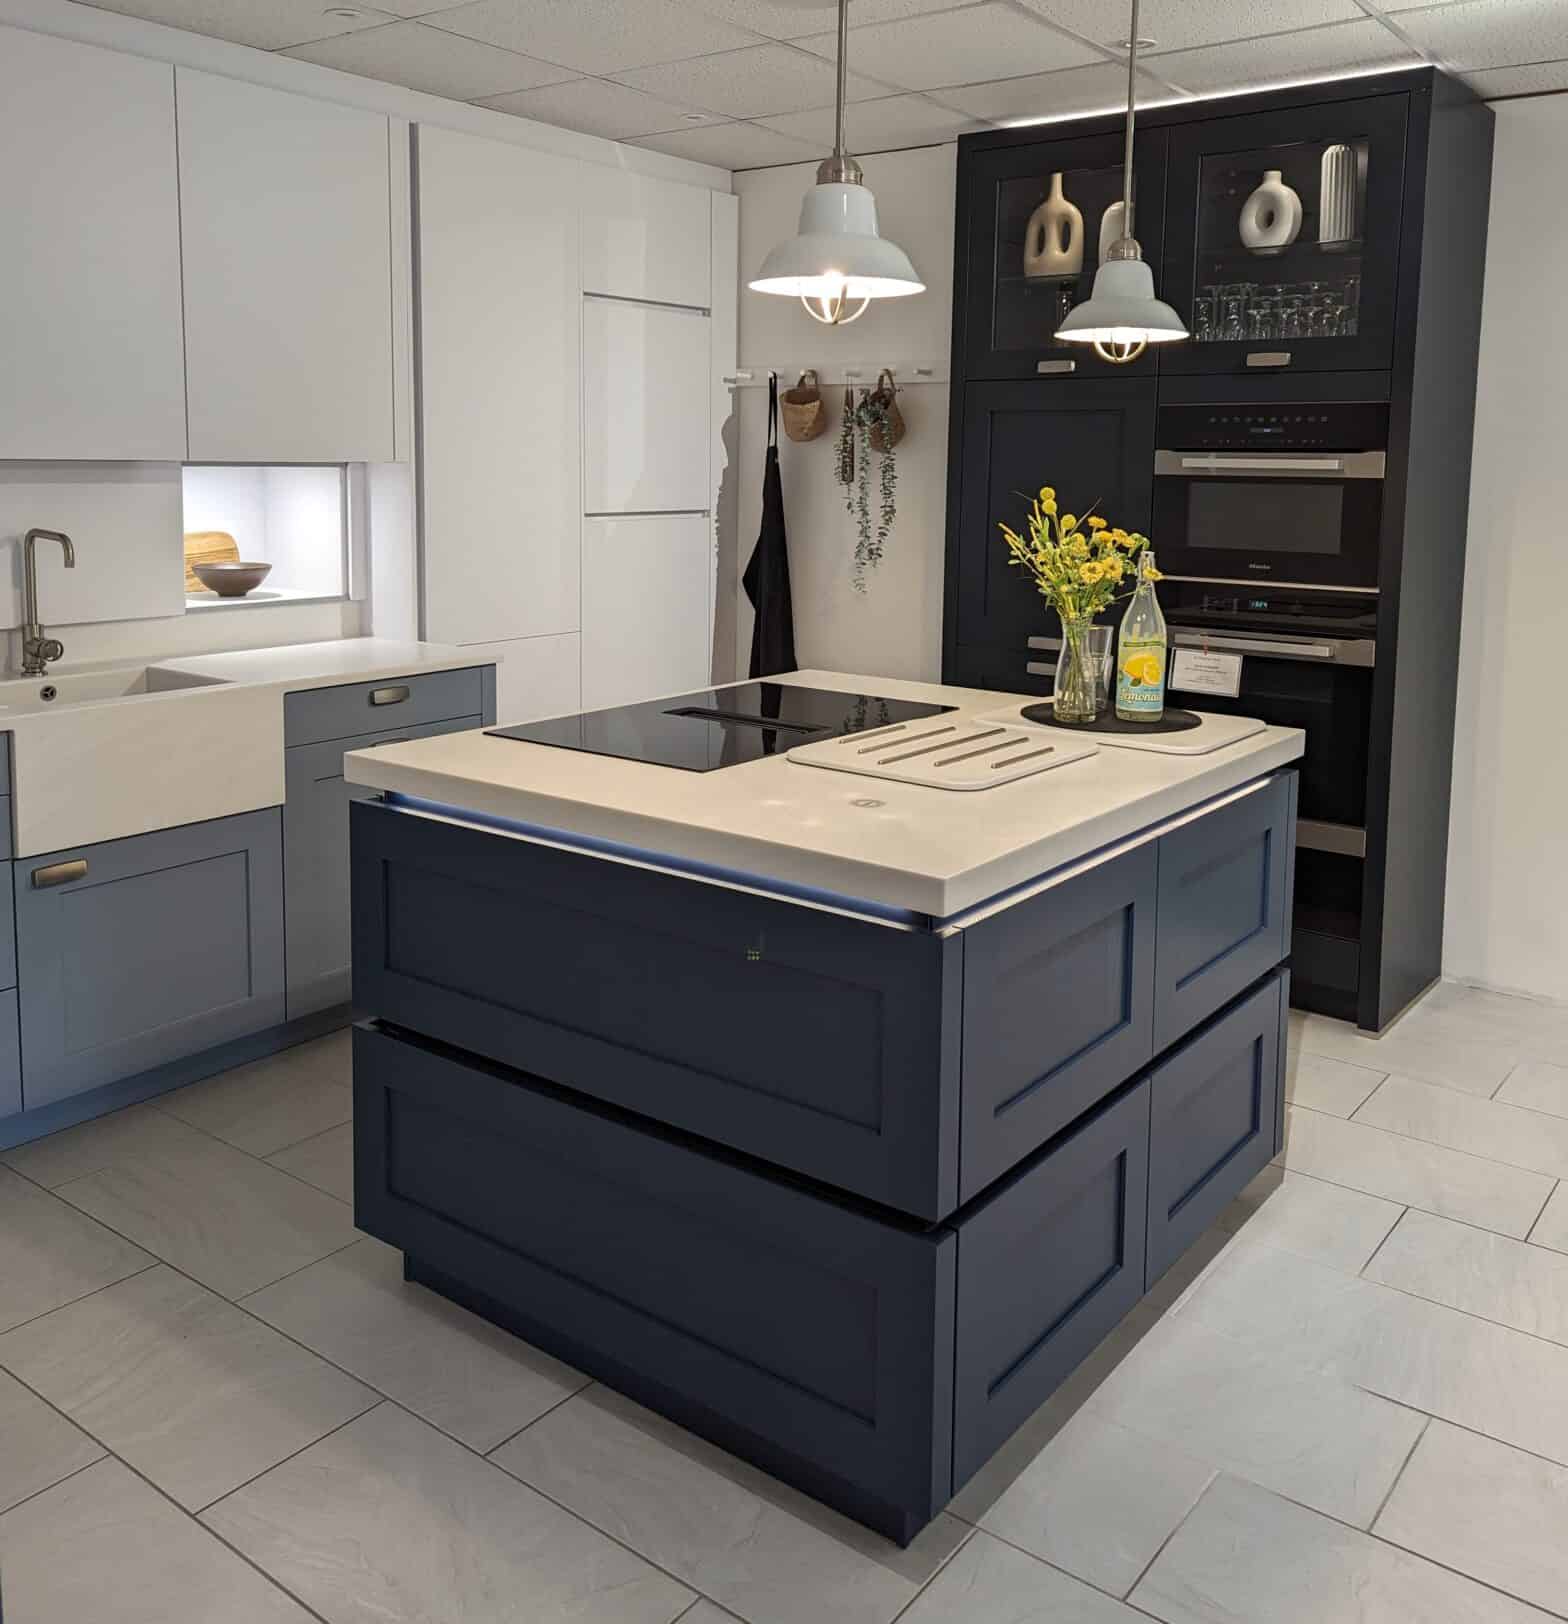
[742,373,798,680]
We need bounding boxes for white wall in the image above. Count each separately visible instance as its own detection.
[730,145,956,683]
[1444,95,1568,1006]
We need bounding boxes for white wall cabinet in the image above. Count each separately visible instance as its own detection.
[418,126,581,648]
[582,516,712,710]
[0,26,187,461]
[177,70,395,464]
[583,301,712,516]
[580,166,712,310]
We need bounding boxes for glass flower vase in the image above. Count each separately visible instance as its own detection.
[1053,613,1099,725]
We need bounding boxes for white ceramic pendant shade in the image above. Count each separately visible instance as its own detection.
[746,0,922,326]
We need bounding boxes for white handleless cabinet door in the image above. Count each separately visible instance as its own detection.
[582,515,712,711]
[0,26,186,460]
[418,126,580,648]
[580,166,712,309]
[178,70,395,463]
[583,301,711,515]
[459,635,581,725]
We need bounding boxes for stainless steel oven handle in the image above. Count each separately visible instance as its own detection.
[1170,629,1375,667]
[1155,451,1386,479]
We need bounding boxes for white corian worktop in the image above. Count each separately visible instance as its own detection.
[344,670,1305,919]
[4,638,490,858]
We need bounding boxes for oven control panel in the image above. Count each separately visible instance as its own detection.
[1157,401,1389,451]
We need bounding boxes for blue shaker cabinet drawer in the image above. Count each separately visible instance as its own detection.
[1152,772,1296,1048]
[0,991,18,1118]
[284,667,486,747]
[1146,969,1286,1285]
[0,795,12,862]
[0,860,13,990]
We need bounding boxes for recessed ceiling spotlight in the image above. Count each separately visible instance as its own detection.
[1117,36,1158,50]
[323,6,372,17]
[682,113,709,122]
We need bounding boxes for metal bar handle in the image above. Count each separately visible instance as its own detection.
[369,685,410,707]
[1156,451,1385,479]
[1182,454,1344,472]
[33,859,87,889]
[1170,629,1374,667]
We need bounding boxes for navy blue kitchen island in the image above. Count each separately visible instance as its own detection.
[345,672,1302,1544]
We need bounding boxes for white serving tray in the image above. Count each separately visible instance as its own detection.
[975,704,1266,756]
[789,717,1098,790]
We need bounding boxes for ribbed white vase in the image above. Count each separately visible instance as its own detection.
[1319,144,1357,247]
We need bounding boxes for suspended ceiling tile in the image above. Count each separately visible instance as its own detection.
[1459,56,1568,97]
[796,2,1103,92]
[758,92,988,149]
[475,77,713,139]
[613,41,891,119]
[1151,19,1422,96]
[1392,0,1568,72]
[284,20,574,98]
[630,118,824,168]
[70,0,396,51]
[1013,0,1367,58]
[429,0,765,75]
[932,61,1181,123]
[696,0,991,42]
[373,0,474,14]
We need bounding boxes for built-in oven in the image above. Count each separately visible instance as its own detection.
[1152,402,1388,592]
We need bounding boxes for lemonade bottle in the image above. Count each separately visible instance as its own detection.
[1116,549,1167,723]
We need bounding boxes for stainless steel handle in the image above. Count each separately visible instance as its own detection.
[1026,635,1063,652]
[1183,454,1343,473]
[32,859,87,889]
[1160,573,1379,596]
[1298,820,1368,859]
[363,736,412,748]
[1025,660,1056,677]
[1246,350,1292,368]
[1036,359,1076,375]
[1170,629,1375,667]
[1156,451,1386,479]
[369,685,410,707]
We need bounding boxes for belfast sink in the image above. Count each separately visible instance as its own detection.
[0,664,223,713]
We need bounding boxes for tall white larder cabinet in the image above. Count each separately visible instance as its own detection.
[0,26,186,460]
[416,124,583,723]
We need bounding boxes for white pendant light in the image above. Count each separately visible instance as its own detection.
[1055,0,1187,363]
[747,0,924,325]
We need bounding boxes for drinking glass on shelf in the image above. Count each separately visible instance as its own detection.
[1193,285,1220,342]
[1218,283,1250,342]
[1341,275,1361,337]
[1277,287,1305,340]
[1246,293,1281,342]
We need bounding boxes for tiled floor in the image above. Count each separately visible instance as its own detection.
[3,989,1568,1621]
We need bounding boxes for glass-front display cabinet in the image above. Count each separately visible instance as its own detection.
[960,130,1167,381]
[1160,95,1409,375]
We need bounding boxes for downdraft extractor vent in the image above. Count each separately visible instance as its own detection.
[789,719,1097,790]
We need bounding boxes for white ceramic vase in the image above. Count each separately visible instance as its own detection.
[1318,144,1357,248]
[1098,197,1130,267]
[1238,169,1302,256]
[1024,172,1083,278]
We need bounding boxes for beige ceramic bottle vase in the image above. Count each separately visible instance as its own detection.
[1238,169,1303,255]
[1023,172,1083,278]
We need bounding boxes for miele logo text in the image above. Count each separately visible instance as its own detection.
[1248,563,1271,571]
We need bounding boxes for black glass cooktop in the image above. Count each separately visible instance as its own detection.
[487,683,957,773]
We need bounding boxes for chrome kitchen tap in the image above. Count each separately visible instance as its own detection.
[21,528,75,676]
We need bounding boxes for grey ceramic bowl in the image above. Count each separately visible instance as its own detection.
[192,561,272,598]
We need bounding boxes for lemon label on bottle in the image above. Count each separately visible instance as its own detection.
[1116,641,1166,716]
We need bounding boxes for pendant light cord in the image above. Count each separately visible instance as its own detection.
[834,0,849,161]
[1121,0,1139,240]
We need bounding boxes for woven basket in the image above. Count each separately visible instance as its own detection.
[780,370,827,442]
[867,370,905,453]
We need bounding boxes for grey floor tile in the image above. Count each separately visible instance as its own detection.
[1409,983,1568,1067]
[0,1365,103,1514]
[244,1237,586,1451]
[0,1264,378,1511]
[53,1130,358,1297]
[1530,1182,1568,1253]
[1297,1009,1518,1097]
[978,1408,1214,1597]
[1180,1237,1568,1469]
[0,1100,212,1189]
[203,1401,694,1624]
[1365,1207,1568,1345]
[1287,1049,1386,1117]
[1131,1474,1554,1624]
[0,1457,312,1622]
[0,1165,153,1332]
[1376,1421,1568,1617]
[266,1121,353,1202]
[1278,1104,1553,1235]
[900,1531,1145,1622]
[493,1385,968,1624]
[1085,1312,1425,1527]
[1496,1058,1568,1118]
[1355,1073,1568,1181]
[159,1032,352,1157]
[1219,1166,1403,1273]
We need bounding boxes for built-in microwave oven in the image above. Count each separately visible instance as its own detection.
[1152,402,1388,593]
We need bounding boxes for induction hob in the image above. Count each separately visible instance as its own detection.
[486,683,957,773]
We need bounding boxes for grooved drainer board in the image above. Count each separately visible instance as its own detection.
[789,718,1098,790]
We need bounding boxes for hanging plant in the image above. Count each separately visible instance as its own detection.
[837,375,903,593]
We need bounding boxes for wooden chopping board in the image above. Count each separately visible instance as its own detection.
[184,530,239,594]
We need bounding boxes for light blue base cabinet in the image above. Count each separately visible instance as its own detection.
[14,807,285,1110]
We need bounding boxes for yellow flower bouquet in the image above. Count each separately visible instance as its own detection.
[999,486,1155,723]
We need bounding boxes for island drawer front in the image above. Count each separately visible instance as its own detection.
[0,862,13,990]
[0,795,12,861]
[960,844,1156,1202]
[1152,772,1296,1049]
[953,1077,1150,1488]
[284,668,486,746]
[353,1022,956,1544]
[1145,970,1286,1286]
[351,798,961,1219]
[0,992,18,1119]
